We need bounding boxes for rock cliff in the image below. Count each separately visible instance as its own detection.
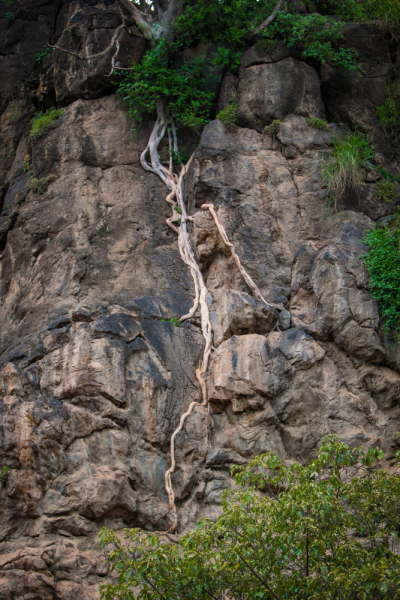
[0,1,400,598]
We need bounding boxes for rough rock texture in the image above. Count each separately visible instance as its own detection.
[1,2,400,597]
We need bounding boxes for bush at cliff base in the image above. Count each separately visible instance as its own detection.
[100,435,400,599]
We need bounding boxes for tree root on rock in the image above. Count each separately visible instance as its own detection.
[137,106,282,534]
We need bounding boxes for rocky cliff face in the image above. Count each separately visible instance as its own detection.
[1,2,400,598]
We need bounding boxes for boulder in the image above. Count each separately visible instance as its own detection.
[237,57,325,131]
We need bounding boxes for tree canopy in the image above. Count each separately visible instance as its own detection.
[115,0,375,130]
[100,435,400,599]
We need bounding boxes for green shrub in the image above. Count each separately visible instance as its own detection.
[363,214,400,335]
[323,131,374,209]
[117,1,362,129]
[268,119,281,136]
[29,174,58,195]
[169,148,188,166]
[216,94,239,128]
[4,11,14,20]
[376,97,399,129]
[0,466,11,486]
[100,435,400,600]
[118,39,216,129]
[30,107,64,139]
[267,12,360,73]
[376,180,396,204]
[306,117,329,130]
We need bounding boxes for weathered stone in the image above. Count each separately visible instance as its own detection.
[1,6,400,596]
[237,58,325,131]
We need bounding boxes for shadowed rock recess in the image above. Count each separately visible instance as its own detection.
[1,0,400,597]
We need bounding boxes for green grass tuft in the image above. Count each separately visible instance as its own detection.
[306,117,329,131]
[361,0,400,34]
[30,107,64,139]
[160,316,182,327]
[322,131,374,210]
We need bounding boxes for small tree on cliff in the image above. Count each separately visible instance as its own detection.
[100,435,400,599]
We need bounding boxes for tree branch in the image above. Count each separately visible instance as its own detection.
[237,553,282,600]
[118,0,153,35]
[247,0,285,42]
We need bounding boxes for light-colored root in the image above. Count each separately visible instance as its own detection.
[202,203,281,311]
[164,157,213,532]
[137,102,213,533]
[141,116,279,533]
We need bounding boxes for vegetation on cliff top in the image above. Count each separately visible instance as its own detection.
[100,435,400,599]
[117,0,364,132]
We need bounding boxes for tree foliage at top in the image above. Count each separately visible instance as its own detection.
[100,435,400,599]
[117,0,369,130]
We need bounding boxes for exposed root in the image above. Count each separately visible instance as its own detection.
[139,117,280,534]
[201,203,281,311]
[135,101,213,532]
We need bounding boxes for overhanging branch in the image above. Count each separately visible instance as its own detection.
[247,0,285,42]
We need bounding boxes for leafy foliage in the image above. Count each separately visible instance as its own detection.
[323,131,374,209]
[4,11,14,20]
[264,12,359,73]
[176,0,278,68]
[0,466,11,486]
[376,180,396,204]
[169,147,188,166]
[100,436,400,600]
[23,158,33,173]
[363,215,400,335]
[306,117,328,130]
[268,119,281,135]
[35,46,51,65]
[377,166,400,182]
[117,0,364,128]
[30,107,64,139]
[216,94,239,128]
[118,39,216,129]
[29,174,58,195]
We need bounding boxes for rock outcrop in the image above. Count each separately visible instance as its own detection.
[1,1,400,597]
